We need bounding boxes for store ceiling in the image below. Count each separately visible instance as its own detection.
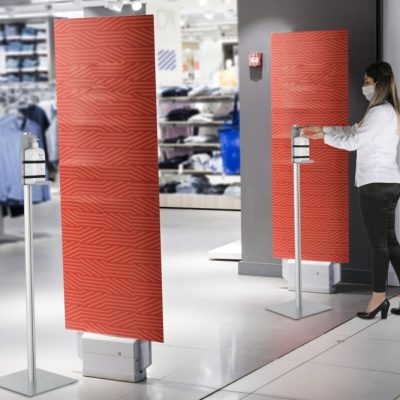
[0,0,30,5]
[0,0,237,24]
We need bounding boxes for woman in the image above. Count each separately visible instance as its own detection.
[303,61,400,319]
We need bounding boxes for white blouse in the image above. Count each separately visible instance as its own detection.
[323,102,400,187]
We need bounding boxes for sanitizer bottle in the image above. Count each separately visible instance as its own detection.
[24,138,46,185]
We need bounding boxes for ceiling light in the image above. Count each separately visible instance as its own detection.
[204,11,214,20]
[131,0,143,11]
[198,0,208,6]
[106,0,124,12]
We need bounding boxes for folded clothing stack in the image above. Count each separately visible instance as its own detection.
[183,135,219,144]
[161,135,187,144]
[224,184,241,198]
[166,108,200,122]
[159,175,234,196]
[4,24,21,37]
[188,113,214,123]
[159,152,223,174]
[176,175,210,194]
[161,86,192,98]
[159,181,180,193]
[22,58,39,68]
[7,41,23,52]
[158,155,189,169]
[6,57,20,69]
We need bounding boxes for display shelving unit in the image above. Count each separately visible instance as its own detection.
[158,94,240,210]
[0,17,55,83]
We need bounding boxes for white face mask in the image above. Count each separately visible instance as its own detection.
[362,84,375,101]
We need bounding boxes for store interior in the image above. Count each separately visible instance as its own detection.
[1,0,400,400]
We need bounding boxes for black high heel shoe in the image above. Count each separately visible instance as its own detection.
[357,299,390,320]
[391,305,400,315]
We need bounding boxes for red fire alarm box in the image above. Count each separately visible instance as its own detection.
[248,51,262,67]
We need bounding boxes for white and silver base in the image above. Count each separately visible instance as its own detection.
[266,299,332,320]
[0,369,76,397]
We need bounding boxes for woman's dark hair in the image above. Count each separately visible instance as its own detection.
[365,61,400,116]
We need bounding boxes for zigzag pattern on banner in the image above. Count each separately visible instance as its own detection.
[271,30,349,263]
[55,16,163,342]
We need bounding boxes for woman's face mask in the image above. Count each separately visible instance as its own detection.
[362,84,375,101]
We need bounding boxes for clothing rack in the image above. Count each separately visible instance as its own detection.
[0,81,56,245]
[0,81,56,110]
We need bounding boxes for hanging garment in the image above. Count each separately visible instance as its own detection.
[0,115,50,204]
[39,100,58,162]
[19,105,50,162]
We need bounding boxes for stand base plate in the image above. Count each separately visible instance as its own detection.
[0,369,77,397]
[266,299,332,320]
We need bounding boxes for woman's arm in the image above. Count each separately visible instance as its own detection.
[323,125,355,137]
[323,107,386,151]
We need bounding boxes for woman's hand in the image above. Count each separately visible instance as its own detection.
[301,125,324,140]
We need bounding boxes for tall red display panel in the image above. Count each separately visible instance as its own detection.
[55,16,163,342]
[271,30,349,263]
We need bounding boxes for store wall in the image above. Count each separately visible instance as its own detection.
[383,0,400,88]
[238,0,377,283]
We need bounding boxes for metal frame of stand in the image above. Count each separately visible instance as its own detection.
[0,134,76,397]
[266,125,332,320]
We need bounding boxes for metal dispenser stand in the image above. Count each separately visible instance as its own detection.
[0,134,77,397]
[266,126,332,320]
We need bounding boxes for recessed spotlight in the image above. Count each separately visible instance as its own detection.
[106,0,124,12]
[131,0,143,11]
[198,0,208,6]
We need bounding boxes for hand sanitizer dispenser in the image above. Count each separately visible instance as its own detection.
[23,137,46,185]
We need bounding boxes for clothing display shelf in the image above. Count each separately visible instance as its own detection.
[159,193,240,210]
[158,92,240,210]
[158,95,236,103]
[0,16,55,83]
[159,142,221,149]
[159,120,225,128]
[159,169,240,175]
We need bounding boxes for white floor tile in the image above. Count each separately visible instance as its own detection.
[163,350,268,389]
[163,320,237,352]
[148,344,216,380]
[324,317,378,337]
[224,360,301,393]
[205,390,248,399]
[356,314,400,342]
[255,363,400,400]
[311,336,400,374]
[279,334,348,363]
[0,200,386,398]
[117,380,214,400]
[244,395,291,400]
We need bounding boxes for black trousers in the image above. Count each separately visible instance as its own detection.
[359,183,400,292]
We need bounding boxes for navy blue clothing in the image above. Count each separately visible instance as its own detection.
[20,105,50,162]
[161,86,191,98]
[0,115,50,205]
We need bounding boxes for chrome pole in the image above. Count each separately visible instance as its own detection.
[293,162,302,312]
[0,135,76,397]
[24,184,36,383]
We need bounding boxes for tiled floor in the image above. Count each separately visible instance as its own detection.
[207,300,400,400]
[0,197,398,399]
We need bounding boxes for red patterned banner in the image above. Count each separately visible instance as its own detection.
[55,16,163,342]
[271,30,349,263]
